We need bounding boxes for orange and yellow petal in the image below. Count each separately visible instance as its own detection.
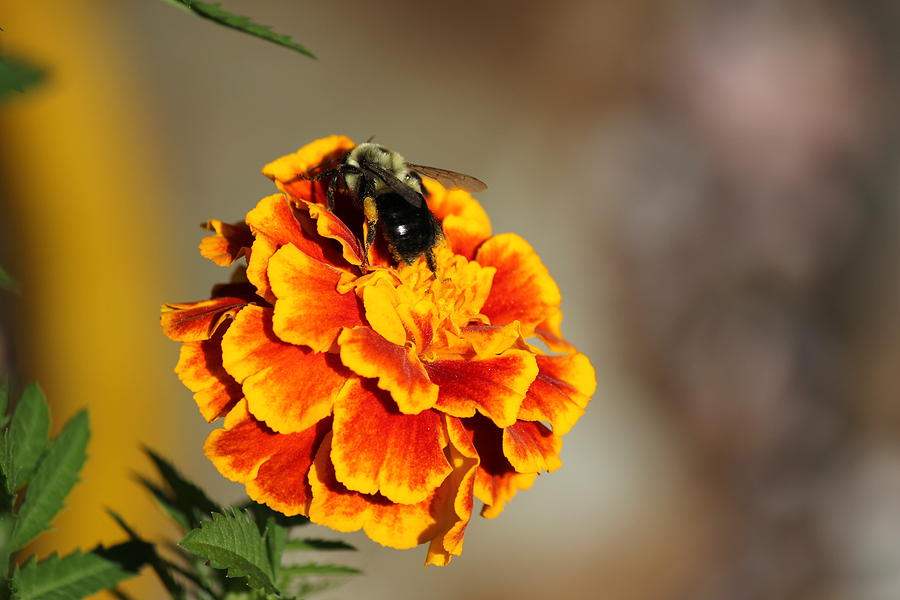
[359,278,407,346]
[245,194,350,302]
[337,327,438,414]
[205,401,330,515]
[476,468,537,519]
[307,201,364,267]
[534,307,575,354]
[246,418,332,516]
[262,135,356,203]
[428,349,538,428]
[424,445,478,566]
[424,181,492,259]
[245,236,279,304]
[502,420,562,473]
[453,415,537,518]
[458,322,523,359]
[247,194,348,267]
[221,305,346,433]
[199,219,253,266]
[425,416,481,566]
[476,234,561,335]
[331,378,450,504]
[161,297,249,342]
[308,433,441,549]
[175,333,242,422]
[268,244,364,352]
[518,352,595,435]
[358,273,438,352]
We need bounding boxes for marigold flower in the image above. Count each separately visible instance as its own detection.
[161,135,596,565]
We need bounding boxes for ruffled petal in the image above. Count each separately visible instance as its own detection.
[424,181,491,259]
[476,469,536,519]
[425,416,480,566]
[427,349,538,428]
[534,307,576,354]
[175,332,242,422]
[308,433,442,549]
[331,378,450,504]
[199,219,253,266]
[204,401,330,516]
[459,322,522,358]
[457,415,537,518]
[247,418,331,516]
[476,234,561,335]
[262,135,356,203]
[502,420,562,473]
[307,201,364,267]
[248,195,347,266]
[246,236,279,304]
[245,194,350,302]
[337,327,438,414]
[221,306,347,433]
[268,244,364,352]
[161,297,249,342]
[518,353,595,435]
[360,278,407,346]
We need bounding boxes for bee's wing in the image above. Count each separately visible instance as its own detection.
[408,164,487,193]
[365,164,425,208]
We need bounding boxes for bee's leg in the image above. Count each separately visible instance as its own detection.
[425,248,438,276]
[362,196,378,269]
[326,177,336,211]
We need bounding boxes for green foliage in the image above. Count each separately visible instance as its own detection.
[108,512,189,600]
[284,538,356,552]
[0,382,147,598]
[11,545,147,600]
[0,376,9,430]
[161,0,316,59]
[0,266,17,294]
[1,386,373,598]
[280,563,361,577]
[0,56,45,104]
[1,383,50,496]
[134,450,358,598]
[9,410,89,551]
[179,510,278,594]
[141,448,219,532]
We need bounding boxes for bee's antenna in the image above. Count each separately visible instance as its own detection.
[364,135,376,143]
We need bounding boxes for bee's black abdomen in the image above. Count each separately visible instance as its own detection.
[375,193,440,265]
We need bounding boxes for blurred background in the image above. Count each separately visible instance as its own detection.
[2,0,900,598]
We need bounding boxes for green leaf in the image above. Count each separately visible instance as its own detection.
[92,539,155,577]
[263,516,287,582]
[0,265,17,294]
[280,562,361,576]
[240,500,309,529]
[108,511,189,600]
[9,410,89,551]
[286,579,340,598]
[0,55,45,104]
[0,373,10,428]
[11,548,139,600]
[143,448,219,530]
[285,538,356,552]
[1,383,50,495]
[162,0,316,59]
[138,476,193,532]
[179,509,278,594]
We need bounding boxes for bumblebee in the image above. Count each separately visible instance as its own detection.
[305,142,486,275]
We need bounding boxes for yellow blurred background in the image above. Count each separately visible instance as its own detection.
[2,1,900,598]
